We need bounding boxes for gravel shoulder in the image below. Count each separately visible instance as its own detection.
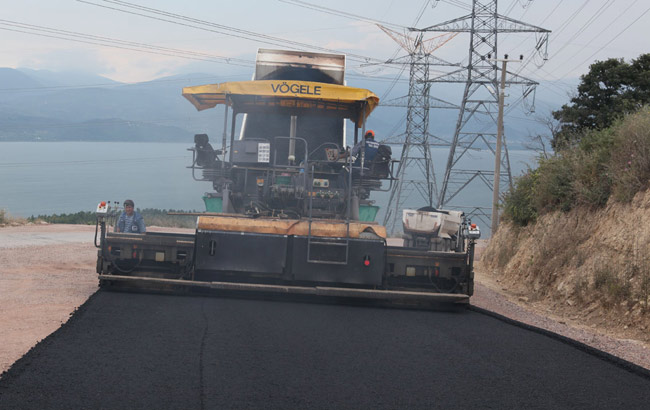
[0,224,192,373]
[472,267,650,370]
[0,224,647,375]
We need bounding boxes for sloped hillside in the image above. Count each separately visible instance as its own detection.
[481,189,650,344]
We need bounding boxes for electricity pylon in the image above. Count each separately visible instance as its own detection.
[419,0,549,230]
[378,26,458,234]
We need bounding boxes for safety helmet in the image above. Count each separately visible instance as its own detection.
[364,130,375,138]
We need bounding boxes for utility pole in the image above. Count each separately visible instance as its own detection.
[490,55,521,234]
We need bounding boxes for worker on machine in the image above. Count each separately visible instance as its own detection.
[194,133,217,168]
[337,129,392,179]
[115,199,146,233]
[352,129,380,166]
[339,129,379,166]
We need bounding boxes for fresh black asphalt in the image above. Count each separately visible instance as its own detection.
[1,290,649,409]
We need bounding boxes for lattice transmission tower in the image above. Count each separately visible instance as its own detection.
[378,27,459,234]
[420,0,550,228]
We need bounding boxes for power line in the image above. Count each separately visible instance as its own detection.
[516,0,648,85]
[378,0,433,101]
[513,0,589,77]
[514,0,535,20]
[542,0,642,77]
[503,0,519,16]
[550,0,590,40]
[76,0,388,66]
[0,19,255,67]
[547,0,614,61]
[505,0,564,56]
[439,0,471,11]
[0,75,240,93]
[0,19,413,90]
[277,0,406,29]
[517,0,589,75]
[560,4,650,77]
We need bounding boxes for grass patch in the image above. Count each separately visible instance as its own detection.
[573,274,590,305]
[610,107,650,202]
[0,209,26,226]
[639,266,650,312]
[593,263,633,308]
[495,243,517,268]
[27,208,199,229]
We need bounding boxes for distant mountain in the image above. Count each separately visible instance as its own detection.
[16,68,121,88]
[0,68,226,142]
[0,67,43,90]
[0,112,192,142]
[0,67,573,146]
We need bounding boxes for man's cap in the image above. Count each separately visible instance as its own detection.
[124,199,134,207]
[365,130,375,138]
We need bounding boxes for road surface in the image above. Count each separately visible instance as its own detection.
[1,291,648,409]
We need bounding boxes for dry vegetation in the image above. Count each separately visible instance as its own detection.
[0,209,27,227]
[482,189,650,343]
[484,107,650,344]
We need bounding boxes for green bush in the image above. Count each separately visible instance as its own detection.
[502,168,538,226]
[28,208,199,229]
[532,154,576,213]
[609,107,650,202]
[0,209,6,224]
[572,128,614,208]
[502,107,650,226]
[28,211,96,225]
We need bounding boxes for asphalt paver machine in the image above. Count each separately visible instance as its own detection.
[95,50,479,306]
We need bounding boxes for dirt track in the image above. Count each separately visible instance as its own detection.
[0,223,648,376]
[0,224,189,372]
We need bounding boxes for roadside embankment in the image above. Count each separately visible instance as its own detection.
[481,189,650,350]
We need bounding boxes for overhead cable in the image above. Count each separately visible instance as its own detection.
[76,0,387,65]
[560,5,650,77]
[277,0,406,29]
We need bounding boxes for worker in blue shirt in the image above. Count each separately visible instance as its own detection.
[339,129,380,167]
[115,199,146,233]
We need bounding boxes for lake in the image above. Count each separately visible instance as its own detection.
[0,142,538,229]
[0,142,206,217]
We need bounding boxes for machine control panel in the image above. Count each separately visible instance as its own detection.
[325,148,339,161]
[231,140,271,163]
[312,178,330,188]
[467,223,481,239]
[257,142,270,163]
[96,201,118,221]
[96,201,110,215]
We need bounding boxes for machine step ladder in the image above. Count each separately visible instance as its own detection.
[306,164,350,265]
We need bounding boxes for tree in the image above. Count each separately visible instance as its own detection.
[524,115,560,160]
[552,53,650,149]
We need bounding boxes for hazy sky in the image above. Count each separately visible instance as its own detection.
[1,0,649,102]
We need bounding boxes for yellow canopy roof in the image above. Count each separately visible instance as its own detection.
[182,80,379,124]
